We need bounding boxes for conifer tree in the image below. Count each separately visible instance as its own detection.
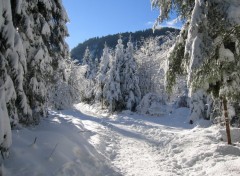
[46,0,71,110]
[122,38,141,110]
[95,43,111,108]
[0,0,15,154]
[103,38,123,112]
[152,0,240,144]
[11,0,70,122]
[103,58,121,112]
[82,47,91,65]
[82,46,94,79]
[0,0,70,154]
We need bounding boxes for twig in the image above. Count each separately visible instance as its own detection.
[78,130,91,133]
[32,137,37,145]
[48,143,58,159]
[0,147,8,160]
[0,151,4,160]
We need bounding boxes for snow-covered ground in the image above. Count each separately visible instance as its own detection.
[1,103,240,176]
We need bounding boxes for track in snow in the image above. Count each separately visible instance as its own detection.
[72,104,189,176]
[72,103,240,176]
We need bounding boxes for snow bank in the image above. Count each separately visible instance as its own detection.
[171,126,240,176]
[137,93,170,116]
[0,109,119,176]
[219,127,240,144]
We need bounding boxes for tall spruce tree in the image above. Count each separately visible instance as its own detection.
[46,0,71,110]
[122,38,141,110]
[152,0,240,144]
[11,0,70,123]
[0,0,16,154]
[95,43,111,107]
[82,46,94,79]
[80,47,95,102]
[0,0,70,153]
[103,38,124,112]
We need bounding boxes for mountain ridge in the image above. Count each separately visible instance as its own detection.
[71,27,180,62]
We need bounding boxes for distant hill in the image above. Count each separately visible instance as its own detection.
[71,27,180,62]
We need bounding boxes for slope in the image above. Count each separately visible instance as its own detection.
[71,27,179,62]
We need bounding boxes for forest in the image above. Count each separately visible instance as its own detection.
[0,0,240,175]
[71,27,179,62]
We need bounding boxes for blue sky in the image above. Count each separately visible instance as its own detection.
[62,0,182,49]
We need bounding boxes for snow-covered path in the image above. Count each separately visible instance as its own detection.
[73,104,240,176]
[2,103,240,176]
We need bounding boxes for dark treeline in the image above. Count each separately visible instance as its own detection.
[71,27,179,62]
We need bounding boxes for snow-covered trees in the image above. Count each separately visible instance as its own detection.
[95,44,111,107]
[45,0,71,110]
[134,34,178,99]
[94,37,142,112]
[136,93,168,116]
[68,60,88,103]
[151,0,195,31]
[135,37,159,96]
[152,0,240,143]
[83,47,91,65]
[69,29,178,114]
[80,47,96,102]
[0,0,70,153]
[0,0,15,154]
[82,47,93,78]
[103,38,123,112]
[153,0,240,111]
[48,58,74,110]
[122,39,141,110]
[10,0,70,123]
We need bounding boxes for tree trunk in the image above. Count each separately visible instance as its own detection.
[222,96,232,145]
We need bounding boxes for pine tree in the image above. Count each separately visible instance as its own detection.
[92,57,99,78]
[103,38,123,112]
[0,0,71,154]
[103,58,121,112]
[49,58,73,110]
[47,0,71,110]
[95,43,111,108]
[82,46,91,65]
[80,47,96,102]
[0,0,15,154]
[82,46,94,79]
[122,38,141,110]
[153,0,240,144]
[10,0,70,123]
[68,60,89,103]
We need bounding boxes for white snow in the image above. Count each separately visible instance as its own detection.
[0,76,13,151]
[137,93,169,116]
[15,0,22,14]
[1,103,240,176]
[0,0,3,26]
[41,22,51,35]
[0,98,12,150]
[77,103,240,176]
[219,44,235,63]
[227,0,240,25]
[1,108,119,176]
